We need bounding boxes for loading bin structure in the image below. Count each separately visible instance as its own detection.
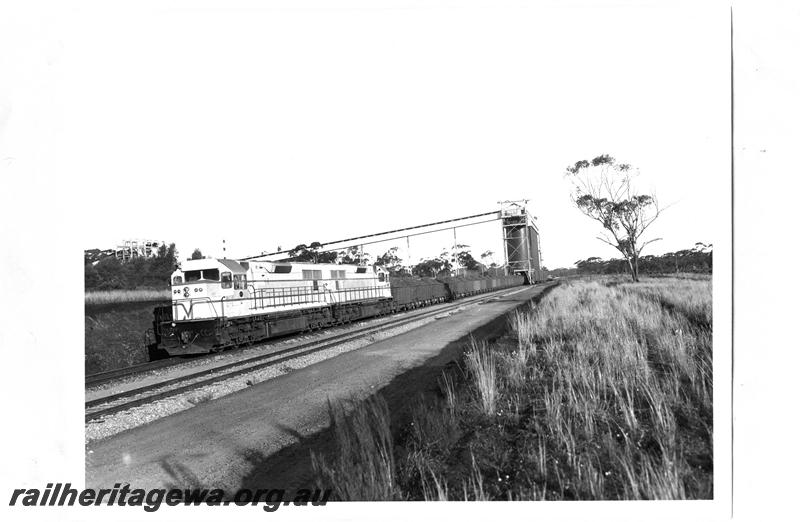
[500,200,543,284]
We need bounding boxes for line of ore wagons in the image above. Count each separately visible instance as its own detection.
[389,273,523,309]
[149,272,524,358]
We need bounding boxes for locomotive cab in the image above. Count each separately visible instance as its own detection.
[217,259,250,301]
[170,258,250,320]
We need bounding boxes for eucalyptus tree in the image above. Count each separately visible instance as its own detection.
[565,154,663,282]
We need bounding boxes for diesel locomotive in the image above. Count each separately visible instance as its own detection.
[150,257,524,358]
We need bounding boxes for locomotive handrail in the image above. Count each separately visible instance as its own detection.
[174,275,383,287]
[172,277,392,318]
[173,297,219,320]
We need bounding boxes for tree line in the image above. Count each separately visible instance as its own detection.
[85,244,178,290]
[283,242,498,278]
[85,241,503,291]
[556,243,712,277]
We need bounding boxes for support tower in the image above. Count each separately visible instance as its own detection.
[499,200,542,284]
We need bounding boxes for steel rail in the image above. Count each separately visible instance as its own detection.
[86,358,187,388]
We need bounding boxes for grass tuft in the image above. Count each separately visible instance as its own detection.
[465,338,498,416]
[312,396,399,500]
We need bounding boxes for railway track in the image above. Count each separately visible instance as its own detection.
[85,359,186,388]
[85,294,468,388]
[85,285,530,422]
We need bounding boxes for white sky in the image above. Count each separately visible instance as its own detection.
[1,0,730,269]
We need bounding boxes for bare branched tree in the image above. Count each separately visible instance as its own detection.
[565,154,663,282]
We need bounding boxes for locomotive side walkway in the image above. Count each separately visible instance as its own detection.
[85,283,556,492]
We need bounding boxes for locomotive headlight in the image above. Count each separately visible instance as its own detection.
[171,322,176,327]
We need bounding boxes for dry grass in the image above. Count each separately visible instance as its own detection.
[85,288,170,306]
[620,278,712,330]
[84,289,171,373]
[465,338,498,416]
[85,303,157,374]
[312,396,399,500]
[313,276,712,500]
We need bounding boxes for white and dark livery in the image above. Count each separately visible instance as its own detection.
[169,258,391,321]
[151,258,524,356]
[154,258,392,355]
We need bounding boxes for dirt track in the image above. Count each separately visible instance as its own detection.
[85,284,555,493]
